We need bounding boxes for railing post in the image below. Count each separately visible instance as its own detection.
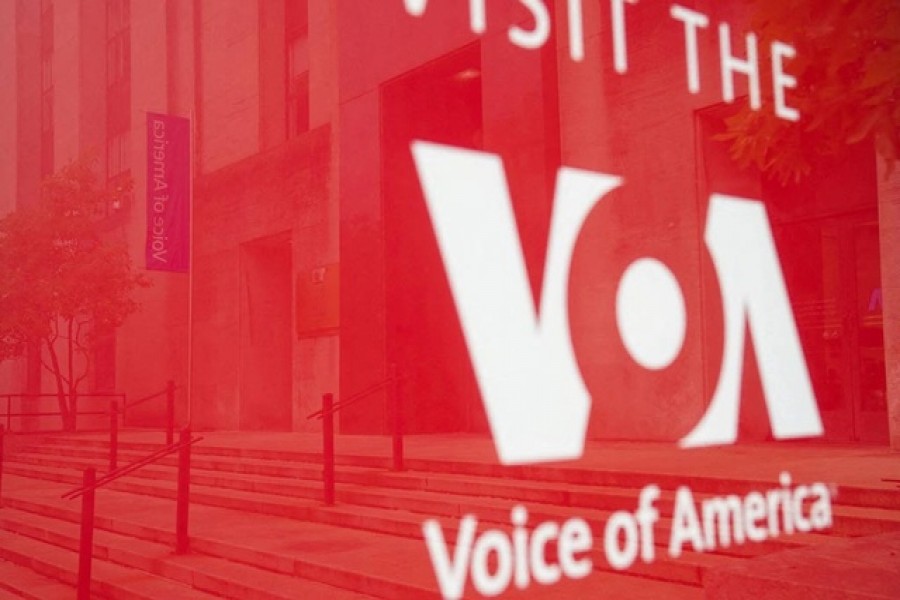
[108,401,118,472]
[77,468,96,600]
[0,424,5,507]
[322,393,335,505]
[175,427,191,554]
[166,380,175,446]
[390,364,404,472]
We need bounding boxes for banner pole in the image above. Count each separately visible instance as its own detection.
[187,109,195,427]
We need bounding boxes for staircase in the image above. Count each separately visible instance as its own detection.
[1,433,899,599]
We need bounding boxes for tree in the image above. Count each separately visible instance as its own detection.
[0,158,148,430]
[719,0,900,183]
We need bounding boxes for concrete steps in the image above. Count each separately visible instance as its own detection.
[0,558,76,599]
[29,435,900,510]
[8,445,899,541]
[0,478,432,599]
[1,474,704,599]
[0,507,370,600]
[5,455,848,569]
[0,527,222,600]
[3,433,899,598]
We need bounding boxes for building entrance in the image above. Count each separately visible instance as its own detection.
[239,233,293,430]
[380,43,486,434]
[699,107,888,444]
[778,212,888,443]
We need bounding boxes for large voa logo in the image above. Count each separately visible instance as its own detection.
[411,141,824,465]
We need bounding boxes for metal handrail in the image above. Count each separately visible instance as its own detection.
[0,425,5,506]
[313,365,405,506]
[61,427,200,599]
[121,381,178,445]
[2,392,126,433]
[306,376,395,420]
[2,411,109,418]
[125,383,178,410]
[0,393,126,399]
[3,381,178,467]
[62,434,203,500]
[1,381,186,600]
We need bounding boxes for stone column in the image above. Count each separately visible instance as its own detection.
[878,159,900,450]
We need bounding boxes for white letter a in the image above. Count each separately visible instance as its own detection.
[681,195,823,446]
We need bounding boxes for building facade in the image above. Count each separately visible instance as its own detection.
[2,0,898,449]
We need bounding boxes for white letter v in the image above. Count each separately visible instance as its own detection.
[411,141,621,464]
[423,516,477,600]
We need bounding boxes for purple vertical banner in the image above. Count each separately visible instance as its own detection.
[146,112,190,272]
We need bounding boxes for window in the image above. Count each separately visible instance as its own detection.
[106,30,130,88]
[106,0,129,38]
[41,56,52,92]
[285,0,309,137]
[106,0,131,180]
[106,131,130,183]
[40,2,53,56]
[40,1,53,176]
[287,69,309,137]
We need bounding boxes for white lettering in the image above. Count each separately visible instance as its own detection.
[743,492,767,541]
[411,141,620,464]
[702,495,745,549]
[414,147,823,463]
[809,484,833,529]
[403,0,427,16]
[604,511,639,569]
[611,0,638,74]
[567,0,585,61]
[636,485,660,562]
[509,0,550,50]
[402,2,800,122]
[470,0,487,34]
[530,521,561,585]
[780,472,795,535]
[423,511,597,598]
[670,5,709,94]
[512,506,530,589]
[680,195,823,447]
[793,485,811,532]
[421,477,832,597]
[558,518,592,579]
[666,476,831,558]
[423,517,476,600]
[771,41,800,121]
[668,487,704,558]
[471,530,513,596]
[719,23,761,109]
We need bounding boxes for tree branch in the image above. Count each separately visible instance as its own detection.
[39,355,57,377]
[73,317,92,389]
[75,342,91,390]
[43,336,71,428]
[43,334,71,387]
[75,367,91,390]
[74,319,86,350]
